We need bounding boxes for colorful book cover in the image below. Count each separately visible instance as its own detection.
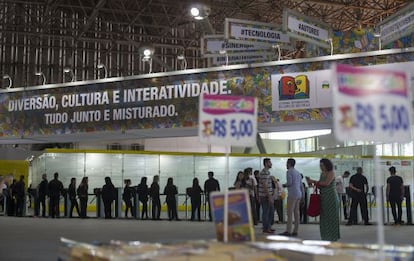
[210,189,255,242]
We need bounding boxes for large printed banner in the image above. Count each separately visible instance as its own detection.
[332,64,412,143]
[378,2,414,46]
[1,79,232,138]
[271,70,332,111]
[198,94,257,147]
[1,51,414,140]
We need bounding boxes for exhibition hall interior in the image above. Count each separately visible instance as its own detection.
[1,1,414,261]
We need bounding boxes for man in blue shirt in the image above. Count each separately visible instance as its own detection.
[280,158,302,236]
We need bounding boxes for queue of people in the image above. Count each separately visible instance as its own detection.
[0,162,407,240]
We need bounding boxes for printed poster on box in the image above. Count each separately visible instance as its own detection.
[210,190,255,242]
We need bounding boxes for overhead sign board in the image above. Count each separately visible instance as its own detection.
[377,3,414,46]
[210,52,274,66]
[224,18,290,46]
[201,35,271,58]
[199,94,258,147]
[332,64,412,143]
[283,8,332,48]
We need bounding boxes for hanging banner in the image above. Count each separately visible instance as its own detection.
[198,94,257,147]
[283,8,332,48]
[210,52,274,66]
[271,69,332,111]
[201,35,272,58]
[224,18,290,46]
[332,64,412,143]
[1,49,414,142]
[377,3,414,46]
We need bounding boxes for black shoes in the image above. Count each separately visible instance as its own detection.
[279,231,291,236]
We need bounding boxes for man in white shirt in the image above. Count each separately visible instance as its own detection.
[280,158,302,237]
[336,171,350,220]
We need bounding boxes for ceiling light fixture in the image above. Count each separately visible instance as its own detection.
[260,129,332,140]
[177,54,187,70]
[190,4,210,20]
[2,74,12,88]
[97,63,108,79]
[63,67,75,82]
[35,72,46,85]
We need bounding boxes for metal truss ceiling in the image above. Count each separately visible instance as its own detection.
[0,0,410,87]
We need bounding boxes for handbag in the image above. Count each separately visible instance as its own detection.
[307,187,321,217]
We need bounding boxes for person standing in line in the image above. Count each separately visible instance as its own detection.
[77,177,88,218]
[150,175,161,220]
[6,178,14,216]
[258,158,274,234]
[280,158,303,237]
[306,158,340,241]
[164,177,179,221]
[0,176,6,212]
[273,178,284,224]
[299,174,307,224]
[190,177,203,221]
[386,166,404,225]
[254,170,261,223]
[244,167,258,225]
[123,179,134,218]
[336,171,350,220]
[137,177,149,219]
[37,173,48,217]
[204,171,220,221]
[346,167,371,225]
[68,178,80,218]
[14,175,26,217]
[233,171,244,189]
[48,172,64,218]
[101,176,116,219]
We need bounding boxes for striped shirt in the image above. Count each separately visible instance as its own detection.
[258,168,273,197]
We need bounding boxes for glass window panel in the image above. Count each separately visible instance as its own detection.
[85,153,123,189]
[382,144,393,156]
[401,142,413,156]
[123,154,159,186]
[31,154,47,186]
[228,157,261,186]
[30,151,414,199]
[159,155,194,193]
[194,156,226,189]
[43,153,85,188]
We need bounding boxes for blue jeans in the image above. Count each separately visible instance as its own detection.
[260,197,273,230]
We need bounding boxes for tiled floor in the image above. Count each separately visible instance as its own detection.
[0,215,413,261]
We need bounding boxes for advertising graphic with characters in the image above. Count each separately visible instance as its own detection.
[278,75,310,100]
